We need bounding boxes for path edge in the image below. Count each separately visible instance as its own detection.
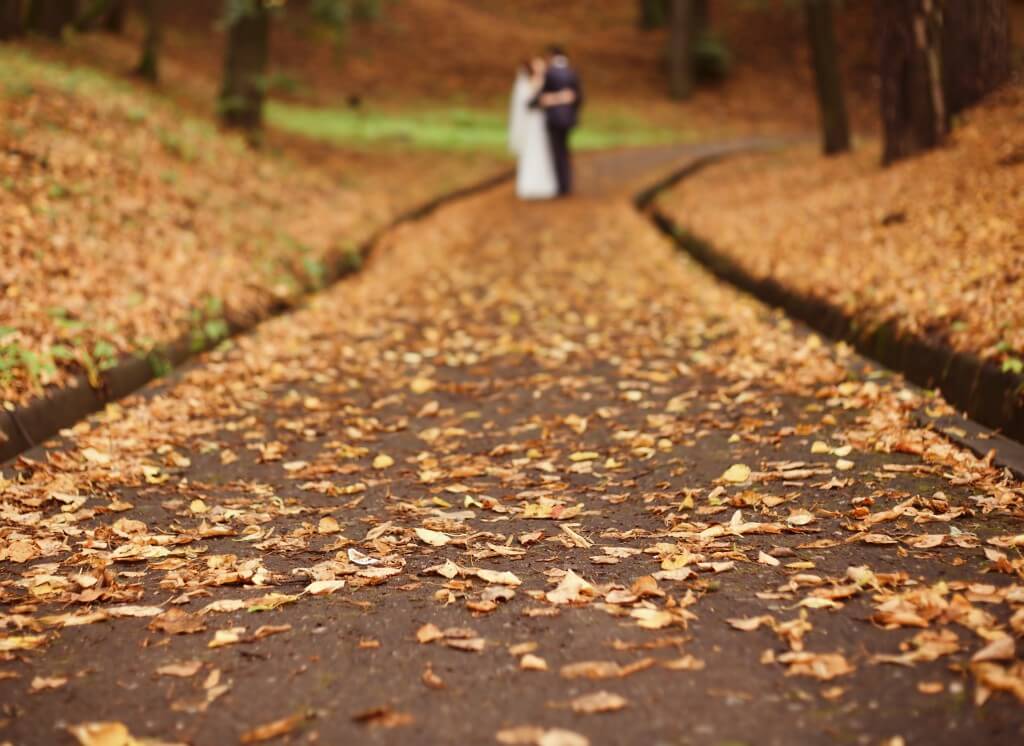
[0,167,514,465]
[636,152,1024,480]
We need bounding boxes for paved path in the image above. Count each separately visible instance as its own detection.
[2,147,1023,746]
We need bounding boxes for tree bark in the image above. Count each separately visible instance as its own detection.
[134,0,160,83]
[220,0,271,134]
[693,0,710,35]
[805,0,851,155]
[668,0,694,100]
[28,0,79,38]
[74,0,122,31]
[943,0,1011,115]
[878,0,948,165]
[0,0,27,39]
[103,0,125,32]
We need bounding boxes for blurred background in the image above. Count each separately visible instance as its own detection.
[10,0,1023,151]
[1,0,1023,423]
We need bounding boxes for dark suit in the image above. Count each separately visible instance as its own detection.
[538,59,583,195]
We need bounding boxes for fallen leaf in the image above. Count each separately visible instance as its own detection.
[474,568,522,586]
[318,516,341,534]
[30,675,68,693]
[372,453,395,469]
[570,690,628,714]
[156,661,203,678]
[208,627,247,649]
[148,609,206,635]
[414,527,451,546]
[546,570,595,605]
[422,666,445,689]
[352,706,414,728]
[662,655,706,671]
[973,636,1016,663]
[777,651,854,680]
[721,464,752,483]
[304,579,346,595]
[520,654,548,671]
[240,711,308,743]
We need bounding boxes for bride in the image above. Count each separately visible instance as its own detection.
[508,58,558,200]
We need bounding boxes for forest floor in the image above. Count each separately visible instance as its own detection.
[0,49,507,408]
[658,79,1024,373]
[3,145,1024,746]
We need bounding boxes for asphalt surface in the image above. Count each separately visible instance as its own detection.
[2,147,1023,746]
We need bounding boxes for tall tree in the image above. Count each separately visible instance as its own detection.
[693,0,710,36]
[75,0,124,32]
[668,0,695,100]
[103,0,124,32]
[878,0,948,165]
[0,0,26,39]
[134,0,161,83]
[220,0,271,134]
[943,0,1011,115]
[28,0,79,38]
[805,0,850,155]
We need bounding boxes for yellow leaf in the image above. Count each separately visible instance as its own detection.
[410,378,435,394]
[721,464,751,483]
[317,516,341,534]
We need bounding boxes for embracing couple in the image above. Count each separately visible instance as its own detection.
[508,46,583,201]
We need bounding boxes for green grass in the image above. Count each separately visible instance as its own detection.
[267,100,687,153]
[1,47,686,155]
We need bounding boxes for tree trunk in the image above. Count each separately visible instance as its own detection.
[943,0,1011,115]
[134,0,160,83]
[28,0,79,38]
[75,0,123,31]
[668,0,694,100]
[220,0,271,134]
[805,0,851,155]
[693,0,710,35]
[103,0,124,32]
[878,0,948,165]
[0,0,26,38]
[639,0,669,29]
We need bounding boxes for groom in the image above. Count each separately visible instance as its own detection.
[535,45,583,196]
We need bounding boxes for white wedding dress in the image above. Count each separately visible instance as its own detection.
[509,72,558,200]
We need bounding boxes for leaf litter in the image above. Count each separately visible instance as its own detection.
[1,134,1023,743]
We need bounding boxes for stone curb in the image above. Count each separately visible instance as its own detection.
[636,155,1024,478]
[0,168,514,465]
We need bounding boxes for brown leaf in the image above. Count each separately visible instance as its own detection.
[777,651,854,680]
[156,661,203,678]
[240,711,308,743]
[148,608,207,635]
[352,706,414,728]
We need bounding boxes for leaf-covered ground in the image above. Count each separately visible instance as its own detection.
[0,50,505,407]
[2,148,1023,746]
[658,81,1024,372]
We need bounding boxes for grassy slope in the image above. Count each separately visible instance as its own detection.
[659,79,1024,367]
[0,47,504,406]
